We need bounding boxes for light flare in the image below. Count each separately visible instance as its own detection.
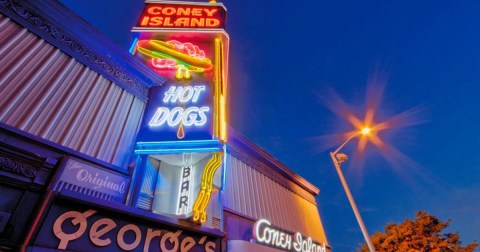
[361,128,371,135]
[314,70,430,187]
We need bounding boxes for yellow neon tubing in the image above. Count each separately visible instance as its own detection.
[213,38,220,138]
[192,152,223,224]
[213,38,228,142]
[219,39,228,142]
[137,47,206,73]
[148,40,213,70]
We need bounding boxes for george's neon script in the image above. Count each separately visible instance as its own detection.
[53,209,216,251]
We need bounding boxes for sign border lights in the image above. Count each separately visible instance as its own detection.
[253,219,327,252]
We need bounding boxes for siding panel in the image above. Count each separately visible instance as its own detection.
[224,154,328,242]
[0,15,145,168]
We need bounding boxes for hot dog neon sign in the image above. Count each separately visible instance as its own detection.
[148,85,210,139]
[137,40,212,80]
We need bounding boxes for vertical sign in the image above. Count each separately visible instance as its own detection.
[132,1,229,224]
[177,163,193,215]
[133,1,229,143]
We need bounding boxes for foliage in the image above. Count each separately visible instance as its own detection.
[358,211,478,252]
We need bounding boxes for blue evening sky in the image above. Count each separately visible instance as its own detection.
[59,0,480,250]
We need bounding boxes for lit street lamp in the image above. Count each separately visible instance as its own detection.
[330,128,376,252]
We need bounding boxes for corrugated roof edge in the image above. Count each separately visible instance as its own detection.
[228,127,320,196]
[0,0,166,101]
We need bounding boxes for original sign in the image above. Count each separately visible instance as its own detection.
[137,2,226,29]
[55,158,129,203]
[34,200,220,252]
[253,219,327,252]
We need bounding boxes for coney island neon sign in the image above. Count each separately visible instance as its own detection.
[253,219,327,252]
[137,3,226,29]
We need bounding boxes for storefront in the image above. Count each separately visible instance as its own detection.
[0,0,330,251]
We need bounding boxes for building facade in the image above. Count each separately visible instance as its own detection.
[0,0,330,251]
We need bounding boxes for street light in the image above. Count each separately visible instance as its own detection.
[330,128,376,252]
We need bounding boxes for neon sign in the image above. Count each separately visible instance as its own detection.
[50,208,217,251]
[253,219,327,252]
[163,85,206,103]
[149,85,209,135]
[192,152,223,224]
[137,3,226,29]
[137,40,213,80]
[177,154,194,215]
[132,0,229,227]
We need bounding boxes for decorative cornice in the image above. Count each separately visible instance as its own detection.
[0,0,167,100]
[0,156,37,178]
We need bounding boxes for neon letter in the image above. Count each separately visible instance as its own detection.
[183,107,199,126]
[89,218,117,247]
[149,107,169,126]
[206,18,220,27]
[162,7,176,15]
[167,107,183,126]
[192,86,206,102]
[148,7,161,15]
[144,229,162,252]
[117,224,142,251]
[191,8,202,16]
[195,107,210,126]
[140,16,149,26]
[175,18,190,27]
[53,210,96,249]
[179,86,194,103]
[177,7,191,16]
[204,9,218,17]
[149,17,163,26]
[163,86,181,103]
[254,219,270,243]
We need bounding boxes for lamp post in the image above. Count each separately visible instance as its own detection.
[330,128,376,252]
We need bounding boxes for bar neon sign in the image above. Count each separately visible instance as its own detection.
[137,3,226,29]
[176,155,194,215]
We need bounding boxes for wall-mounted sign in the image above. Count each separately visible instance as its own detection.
[137,82,213,142]
[132,1,229,143]
[137,2,227,29]
[253,219,327,252]
[136,40,214,80]
[53,158,129,203]
[34,199,220,252]
[130,0,229,227]
[176,155,195,215]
